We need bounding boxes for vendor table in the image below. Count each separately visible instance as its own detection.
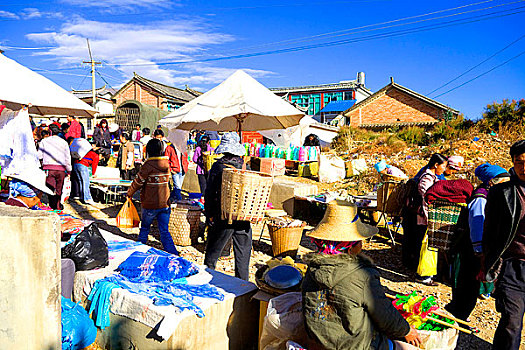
[73,229,259,349]
[89,177,132,204]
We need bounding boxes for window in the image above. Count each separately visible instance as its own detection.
[166,100,181,111]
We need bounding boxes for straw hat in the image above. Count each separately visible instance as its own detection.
[9,169,54,195]
[306,200,378,241]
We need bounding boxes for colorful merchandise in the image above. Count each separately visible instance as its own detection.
[392,292,454,331]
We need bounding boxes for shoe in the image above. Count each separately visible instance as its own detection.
[418,277,438,286]
[479,293,491,300]
[85,200,97,206]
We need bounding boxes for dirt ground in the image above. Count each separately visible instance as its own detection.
[63,197,525,350]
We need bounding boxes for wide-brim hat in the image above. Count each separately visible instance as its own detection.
[9,169,54,195]
[306,200,378,242]
[214,132,246,157]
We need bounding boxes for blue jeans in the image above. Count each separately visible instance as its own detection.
[73,163,92,202]
[169,172,185,201]
[138,207,178,255]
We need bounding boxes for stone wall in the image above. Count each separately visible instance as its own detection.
[0,205,61,349]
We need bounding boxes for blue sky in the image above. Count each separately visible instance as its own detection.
[1,0,524,120]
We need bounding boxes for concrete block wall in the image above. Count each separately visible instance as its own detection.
[346,88,439,126]
[0,205,61,349]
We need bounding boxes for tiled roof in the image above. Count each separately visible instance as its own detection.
[133,74,201,102]
[270,80,365,93]
[344,81,460,116]
[360,121,438,128]
[71,85,115,99]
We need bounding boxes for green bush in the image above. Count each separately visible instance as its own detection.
[479,99,525,131]
[397,126,428,146]
[331,126,380,151]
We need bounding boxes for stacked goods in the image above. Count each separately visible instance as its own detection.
[244,142,320,161]
[267,217,306,258]
[221,168,273,224]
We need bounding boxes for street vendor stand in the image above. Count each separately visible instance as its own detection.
[90,177,132,204]
[73,229,259,349]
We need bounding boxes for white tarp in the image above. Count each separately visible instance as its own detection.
[0,53,97,117]
[159,70,304,132]
[0,107,40,175]
[259,116,316,147]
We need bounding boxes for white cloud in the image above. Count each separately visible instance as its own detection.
[25,18,273,88]
[0,10,19,19]
[20,8,63,20]
[60,0,173,9]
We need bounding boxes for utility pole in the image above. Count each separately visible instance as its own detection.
[83,39,101,129]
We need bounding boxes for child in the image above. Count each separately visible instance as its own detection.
[127,139,178,254]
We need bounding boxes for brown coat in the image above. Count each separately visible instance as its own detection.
[120,141,135,170]
[127,156,170,209]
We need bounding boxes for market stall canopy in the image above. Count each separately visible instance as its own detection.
[0,53,97,117]
[159,70,304,131]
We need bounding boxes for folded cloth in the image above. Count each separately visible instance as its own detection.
[117,250,199,282]
[425,179,474,204]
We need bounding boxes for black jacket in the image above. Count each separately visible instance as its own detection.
[482,173,522,282]
[204,154,249,221]
[93,126,111,149]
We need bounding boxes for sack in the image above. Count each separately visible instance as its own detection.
[61,296,97,350]
[61,175,71,204]
[259,292,307,350]
[61,223,109,271]
[417,232,438,277]
[318,154,345,183]
[69,138,91,159]
[117,198,140,228]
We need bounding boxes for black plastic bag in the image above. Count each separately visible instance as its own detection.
[61,223,109,271]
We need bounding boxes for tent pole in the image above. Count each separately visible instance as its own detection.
[237,118,242,142]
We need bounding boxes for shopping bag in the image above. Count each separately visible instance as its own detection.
[117,197,141,228]
[61,223,109,271]
[61,175,71,204]
[417,232,438,277]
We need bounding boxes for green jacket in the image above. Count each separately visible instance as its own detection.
[302,253,410,350]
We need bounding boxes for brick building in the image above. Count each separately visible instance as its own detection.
[343,78,459,129]
[112,73,201,112]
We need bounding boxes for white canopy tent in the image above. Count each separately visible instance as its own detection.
[0,53,97,117]
[159,70,304,132]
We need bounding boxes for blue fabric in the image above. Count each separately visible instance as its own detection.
[374,160,389,173]
[170,172,185,201]
[475,163,509,184]
[87,279,119,329]
[117,250,198,282]
[319,99,356,113]
[9,179,37,198]
[73,163,92,201]
[139,207,178,255]
[468,196,487,253]
[107,240,143,253]
[61,296,97,349]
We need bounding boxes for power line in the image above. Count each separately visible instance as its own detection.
[96,70,115,90]
[0,45,56,50]
[104,5,525,67]
[428,33,525,96]
[434,49,525,98]
[76,70,91,90]
[29,66,90,77]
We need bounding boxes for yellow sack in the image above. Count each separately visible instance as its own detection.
[417,232,438,277]
[117,198,141,228]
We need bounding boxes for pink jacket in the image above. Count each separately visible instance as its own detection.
[417,169,440,225]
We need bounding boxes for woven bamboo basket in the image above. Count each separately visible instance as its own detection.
[427,200,467,251]
[377,180,406,217]
[168,202,202,246]
[221,168,274,224]
[203,152,222,172]
[268,223,306,258]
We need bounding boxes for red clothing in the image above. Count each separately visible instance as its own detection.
[165,143,188,174]
[5,197,29,208]
[76,150,99,175]
[425,179,474,205]
[65,119,82,139]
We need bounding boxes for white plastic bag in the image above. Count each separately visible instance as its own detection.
[61,175,71,204]
[318,154,345,183]
[351,159,368,175]
[259,292,307,350]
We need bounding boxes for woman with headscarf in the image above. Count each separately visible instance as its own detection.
[203,132,252,281]
[5,171,76,299]
[445,163,510,321]
[302,200,421,350]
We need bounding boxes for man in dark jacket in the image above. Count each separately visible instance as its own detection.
[483,139,525,350]
[203,132,252,281]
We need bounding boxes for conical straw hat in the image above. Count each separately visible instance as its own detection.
[306,200,378,241]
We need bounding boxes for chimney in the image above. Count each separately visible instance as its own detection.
[390,76,394,84]
[357,72,365,86]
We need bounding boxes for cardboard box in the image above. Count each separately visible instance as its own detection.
[260,158,286,176]
[269,178,318,214]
